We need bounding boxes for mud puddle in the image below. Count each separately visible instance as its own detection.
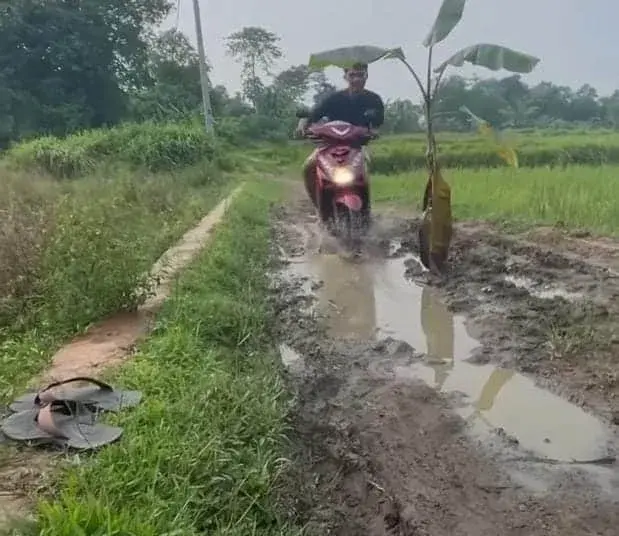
[284,244,618,492]
[274,200,619,534]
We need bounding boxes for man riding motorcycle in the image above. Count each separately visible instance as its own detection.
[295,62,385,217]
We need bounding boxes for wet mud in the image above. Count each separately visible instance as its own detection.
[405,220,619,423]
[272,198,619,535]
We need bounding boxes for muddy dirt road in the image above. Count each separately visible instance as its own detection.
[272,195,619,535]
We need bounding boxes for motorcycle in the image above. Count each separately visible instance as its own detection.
[297,109,378,248]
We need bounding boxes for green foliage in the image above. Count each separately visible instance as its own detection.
[0,0,173,143]
[308,45,405,69]
[373,165,619,235]
[7,122,217,177]
[0,161,228,402]
[27,183,297,535]
[435,44,540,74]
[225,27,283,108]
[368,129,619,173]
[423,0,466,47]
[381,75,619,134]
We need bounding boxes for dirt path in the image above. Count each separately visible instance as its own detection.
[272,193,619,535]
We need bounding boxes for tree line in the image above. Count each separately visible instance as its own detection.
[1,0,618,147]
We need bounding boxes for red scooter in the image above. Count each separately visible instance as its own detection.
[298,109,378,247]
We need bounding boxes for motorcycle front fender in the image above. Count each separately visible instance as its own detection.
[334,192,363,212]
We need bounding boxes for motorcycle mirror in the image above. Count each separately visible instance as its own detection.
[296,107,311,118]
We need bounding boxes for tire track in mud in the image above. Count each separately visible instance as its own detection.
[270,199,619,536]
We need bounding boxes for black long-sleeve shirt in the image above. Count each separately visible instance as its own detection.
[308,89,385,128]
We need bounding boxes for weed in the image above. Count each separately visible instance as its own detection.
[24,182,300,535]
[6,122,218,178]
[0,161,231,403]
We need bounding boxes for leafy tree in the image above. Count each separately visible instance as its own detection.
[130,29,203,122]
[309,70,337,105]
[383,99,423,133]
[273,65,310,102]
[225,27,282,109]
[0,0,173,143]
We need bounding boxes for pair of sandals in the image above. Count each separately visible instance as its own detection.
[1,377,141,450]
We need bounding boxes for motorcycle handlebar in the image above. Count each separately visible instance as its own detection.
[303,129,379,142]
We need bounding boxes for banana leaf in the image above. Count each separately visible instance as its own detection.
[308,45,405,70]
[435,43,540,73]
[419,166,452,273]
[423,0,466,47]
[460,105,519,167]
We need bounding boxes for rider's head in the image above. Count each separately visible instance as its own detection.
[344,63,368,93]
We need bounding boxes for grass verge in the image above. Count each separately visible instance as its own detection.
[0,161,232,403]
[19,180,298,535]
[372,165,619,234]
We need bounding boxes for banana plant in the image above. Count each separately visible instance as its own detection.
[406,0,540,273]
[305,0,539,273]
[415,0,539,160]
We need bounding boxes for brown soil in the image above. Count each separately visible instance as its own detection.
[272,190,619,535]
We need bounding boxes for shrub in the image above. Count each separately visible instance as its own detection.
[0,161,226,336]
[6,122,217,178]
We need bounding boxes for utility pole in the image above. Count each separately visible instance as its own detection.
[191,0,214,134]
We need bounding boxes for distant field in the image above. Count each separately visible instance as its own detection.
[277,128,619,172]
[6,123,619,235]
[370,128,619,172]
[372,165,619,235]
[8,123,619,177]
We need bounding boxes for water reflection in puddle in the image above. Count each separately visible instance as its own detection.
[285,247,616,473]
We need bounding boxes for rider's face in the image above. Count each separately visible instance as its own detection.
[345,69,367,92]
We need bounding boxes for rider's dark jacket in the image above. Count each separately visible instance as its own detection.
[308,89,385,128]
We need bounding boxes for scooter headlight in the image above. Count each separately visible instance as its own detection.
[332,167,355,185]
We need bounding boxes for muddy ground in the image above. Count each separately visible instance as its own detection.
[406,221,619,422]
[272,193,619,535]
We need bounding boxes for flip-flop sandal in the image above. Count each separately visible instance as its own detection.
[1,400,122,450]
[9,376,142,413]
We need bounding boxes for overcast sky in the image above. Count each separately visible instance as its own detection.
[166,0,618,100]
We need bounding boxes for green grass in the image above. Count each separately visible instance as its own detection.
[372,165,619,234]
[12,122,619,179]
[0,161,232,404]
[19,181,299,535]
[6,122,219,178]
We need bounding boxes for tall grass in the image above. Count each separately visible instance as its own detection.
[0,160,230,402]
[10,123,619,179]
[6,122,219,178]
[373,165,619,234]
[23,183,298,535]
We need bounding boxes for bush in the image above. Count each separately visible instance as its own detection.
[0,161,226,337]
[7,122,218,178]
